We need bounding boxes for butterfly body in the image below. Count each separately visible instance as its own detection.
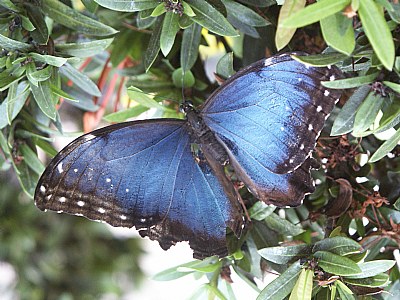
[35,53,342,258]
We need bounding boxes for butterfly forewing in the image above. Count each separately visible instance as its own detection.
[201,53,342,206]
[35,119,244,259]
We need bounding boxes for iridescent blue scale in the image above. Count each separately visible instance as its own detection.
[34,53,342,258]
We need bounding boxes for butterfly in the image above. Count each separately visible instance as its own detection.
[34,53,342,259]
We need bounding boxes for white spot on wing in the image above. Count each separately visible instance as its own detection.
[74,168,78,173]
[57,210,63,213]
[308,124,313,131]
[324,90,330,96]
[98,207,106,214]
[317,106,322,112]
[280,127,284,131]
[140,218,146,223]
[300,144,305,150]
[75,213,83,216]
[330,75,335,81]
[327,65,332,69]
[289,159,294,164]
[77,201,85,207]
[298,78,302,82]
[125,188,129,193]
[106,178,111,183]
[59,197,66,203]
[120,215,127,220]
[40,185,46,193]
[57,162,64,174]
[46,194,52,200]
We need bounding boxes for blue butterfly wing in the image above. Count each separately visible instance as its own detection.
[201,53,342,206]
[34,120,243,258]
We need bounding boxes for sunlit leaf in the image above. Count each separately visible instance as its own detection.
[358,0,395,70]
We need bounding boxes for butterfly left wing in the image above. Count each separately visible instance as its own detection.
[35,119,244,259]
[201,53,342,206]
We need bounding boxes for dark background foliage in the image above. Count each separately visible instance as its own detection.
[0,0,399,299]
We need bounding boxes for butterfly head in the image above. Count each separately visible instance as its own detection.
[179,100,195,114]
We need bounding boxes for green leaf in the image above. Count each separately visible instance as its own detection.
[25,6,49,44]
[103,106,149,122]
[369,127,400,162]
[182,1,196,17]
[50,84,78,102]
[216,52,235,79]
[314,251,362,276]
[172,68,195,88]
[59,63,101,97]
[42,0,117,36]
[55,38,113,58]
[345,260,396,279]
[186,0,238,36]
[19,144,45,175]
[144,15,163,72]
[335,280,355,300]
[181,23,202,71]
[151,3,166,16]
[153,257,219,281]
[312,237,362,256]
[0,33,33,52]
[353,92,385,136]
[0,81,29,129]
[265,213,304,236]
[289,268,313,300]
[28,53,67,67]
[322,73,378,89]
[27,65,53,85]
[160,12,180,56]
[282,0,350,28]
[127,86,173,111]
[257,260,302,300]
[0,0,21,12]
[275,0,306,51]
[30,80,58,120]
[258,244,312,264]
[358,0,395,70]
[222,0,269,27]
[331,85,370,136]
[344,274,390,287]
[320,12,355,55]
[384,81,400,94]
[94,0,158,11]
[248,202,275,221]
[292,52,348,66]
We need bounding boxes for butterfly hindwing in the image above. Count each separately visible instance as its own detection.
[34,119,243,258]
[201,53,342,206]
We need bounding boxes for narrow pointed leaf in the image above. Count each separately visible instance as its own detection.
[257,260,302,300]
[56,39,113,57]
[313,237,362,256]
[320,12,355,55]
[258,244,312,264]
[181,23,202,71]
[59,63,101,97]
[314,251,362,276]
[369,127,400,162]
[331,86,370,135]
[289,268,313,300]
[144,15,163,71]
[353,92,385,136]
[322,73,378,89]
[42,0,117,36]
[275,0,306,51]
[186,0,238,36]
[0,34,33,52]
[358,0,394,70]
[160,12,180,56]
[282,0,350,28]
[30,80,57,120]
[345,260,396,279]
[94,0,158,11]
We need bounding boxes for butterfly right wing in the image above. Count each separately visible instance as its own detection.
[34,119,244,259]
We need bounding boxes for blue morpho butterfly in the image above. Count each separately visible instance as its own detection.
[34,53,342,259]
